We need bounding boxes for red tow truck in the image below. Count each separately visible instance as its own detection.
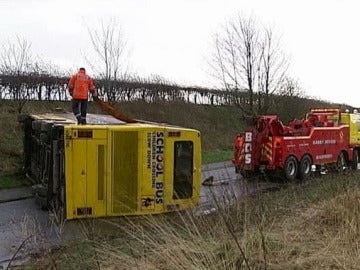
[233,108,360,180]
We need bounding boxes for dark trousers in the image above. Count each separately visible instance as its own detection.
[72,99,88,124]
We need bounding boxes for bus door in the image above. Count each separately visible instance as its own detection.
[65,128,107,219]
[164,129,201,210]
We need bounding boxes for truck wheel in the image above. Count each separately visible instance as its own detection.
[352,149,360,170]
[284,156,298,181]
[299,155,312,180]
[240,169,251,179]
[335,152,347,172]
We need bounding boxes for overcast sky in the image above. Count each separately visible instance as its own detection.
[1,0,359,107]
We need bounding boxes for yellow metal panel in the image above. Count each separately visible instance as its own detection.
[342,112,360,145]
[65,126,107,219]
[163,128,201,211]
[92,129,107,139]
[64,124,201,219]
[98,145,105,200]
[139,131,156,212]
[86,139,107,217]
[141,129,166,213]
[139,127,165,214]
[69,138,87,218]
[111,130,139,214]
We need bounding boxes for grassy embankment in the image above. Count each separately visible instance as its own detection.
[0,100,238,188]
[18,172,360,269]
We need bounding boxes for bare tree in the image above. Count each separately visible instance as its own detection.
[209,15,289,115]
[273,76,307,120]
[233,17,259,114]
[0,36,33,77]
[209,16,259,114]
[0,37,67,106]
[257,27,289,113]
[0,36,34,111]
[278,76,304,97]
[86,18,130,102]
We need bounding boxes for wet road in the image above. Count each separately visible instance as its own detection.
[198,162,279,214]
[0,162,279,269]
[0,198,58,269]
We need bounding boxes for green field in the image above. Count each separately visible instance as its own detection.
[202,149,233,164]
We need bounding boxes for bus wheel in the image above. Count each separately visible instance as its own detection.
[284,156,298,181]
[299,155,312,180]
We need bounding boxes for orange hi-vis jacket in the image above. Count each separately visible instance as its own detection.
[68,70,96,100]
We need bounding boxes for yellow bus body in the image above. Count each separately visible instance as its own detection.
[340,111,360,145]
[64,124,201,219]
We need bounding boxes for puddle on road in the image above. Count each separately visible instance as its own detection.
[197,165,283,216]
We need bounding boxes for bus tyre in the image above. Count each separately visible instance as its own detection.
[299,155,312,180]
[41,122,52,132]
[284,156,298,181]
[39,133,48,143]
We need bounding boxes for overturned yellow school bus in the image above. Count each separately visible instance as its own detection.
[19,112,201,220]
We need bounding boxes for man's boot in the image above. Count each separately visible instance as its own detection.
[80,117,87,125]
[76,115,82,125]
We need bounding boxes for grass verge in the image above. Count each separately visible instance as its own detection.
[0,175,31,189]
[202,150,233,164]
[19,171,360,269]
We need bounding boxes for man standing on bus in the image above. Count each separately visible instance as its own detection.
[68,67,98,125]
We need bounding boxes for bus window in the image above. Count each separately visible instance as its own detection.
[173,141,193,199]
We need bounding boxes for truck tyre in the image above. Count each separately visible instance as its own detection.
[284,156,298,181]
[298,155,312,180]
[352,149,360,170]
[335,152,347,172]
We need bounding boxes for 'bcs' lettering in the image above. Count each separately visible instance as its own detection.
[244,132,253,164]
[245,132,252,142]
[244,143,252,153]
[245,153,252,164]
